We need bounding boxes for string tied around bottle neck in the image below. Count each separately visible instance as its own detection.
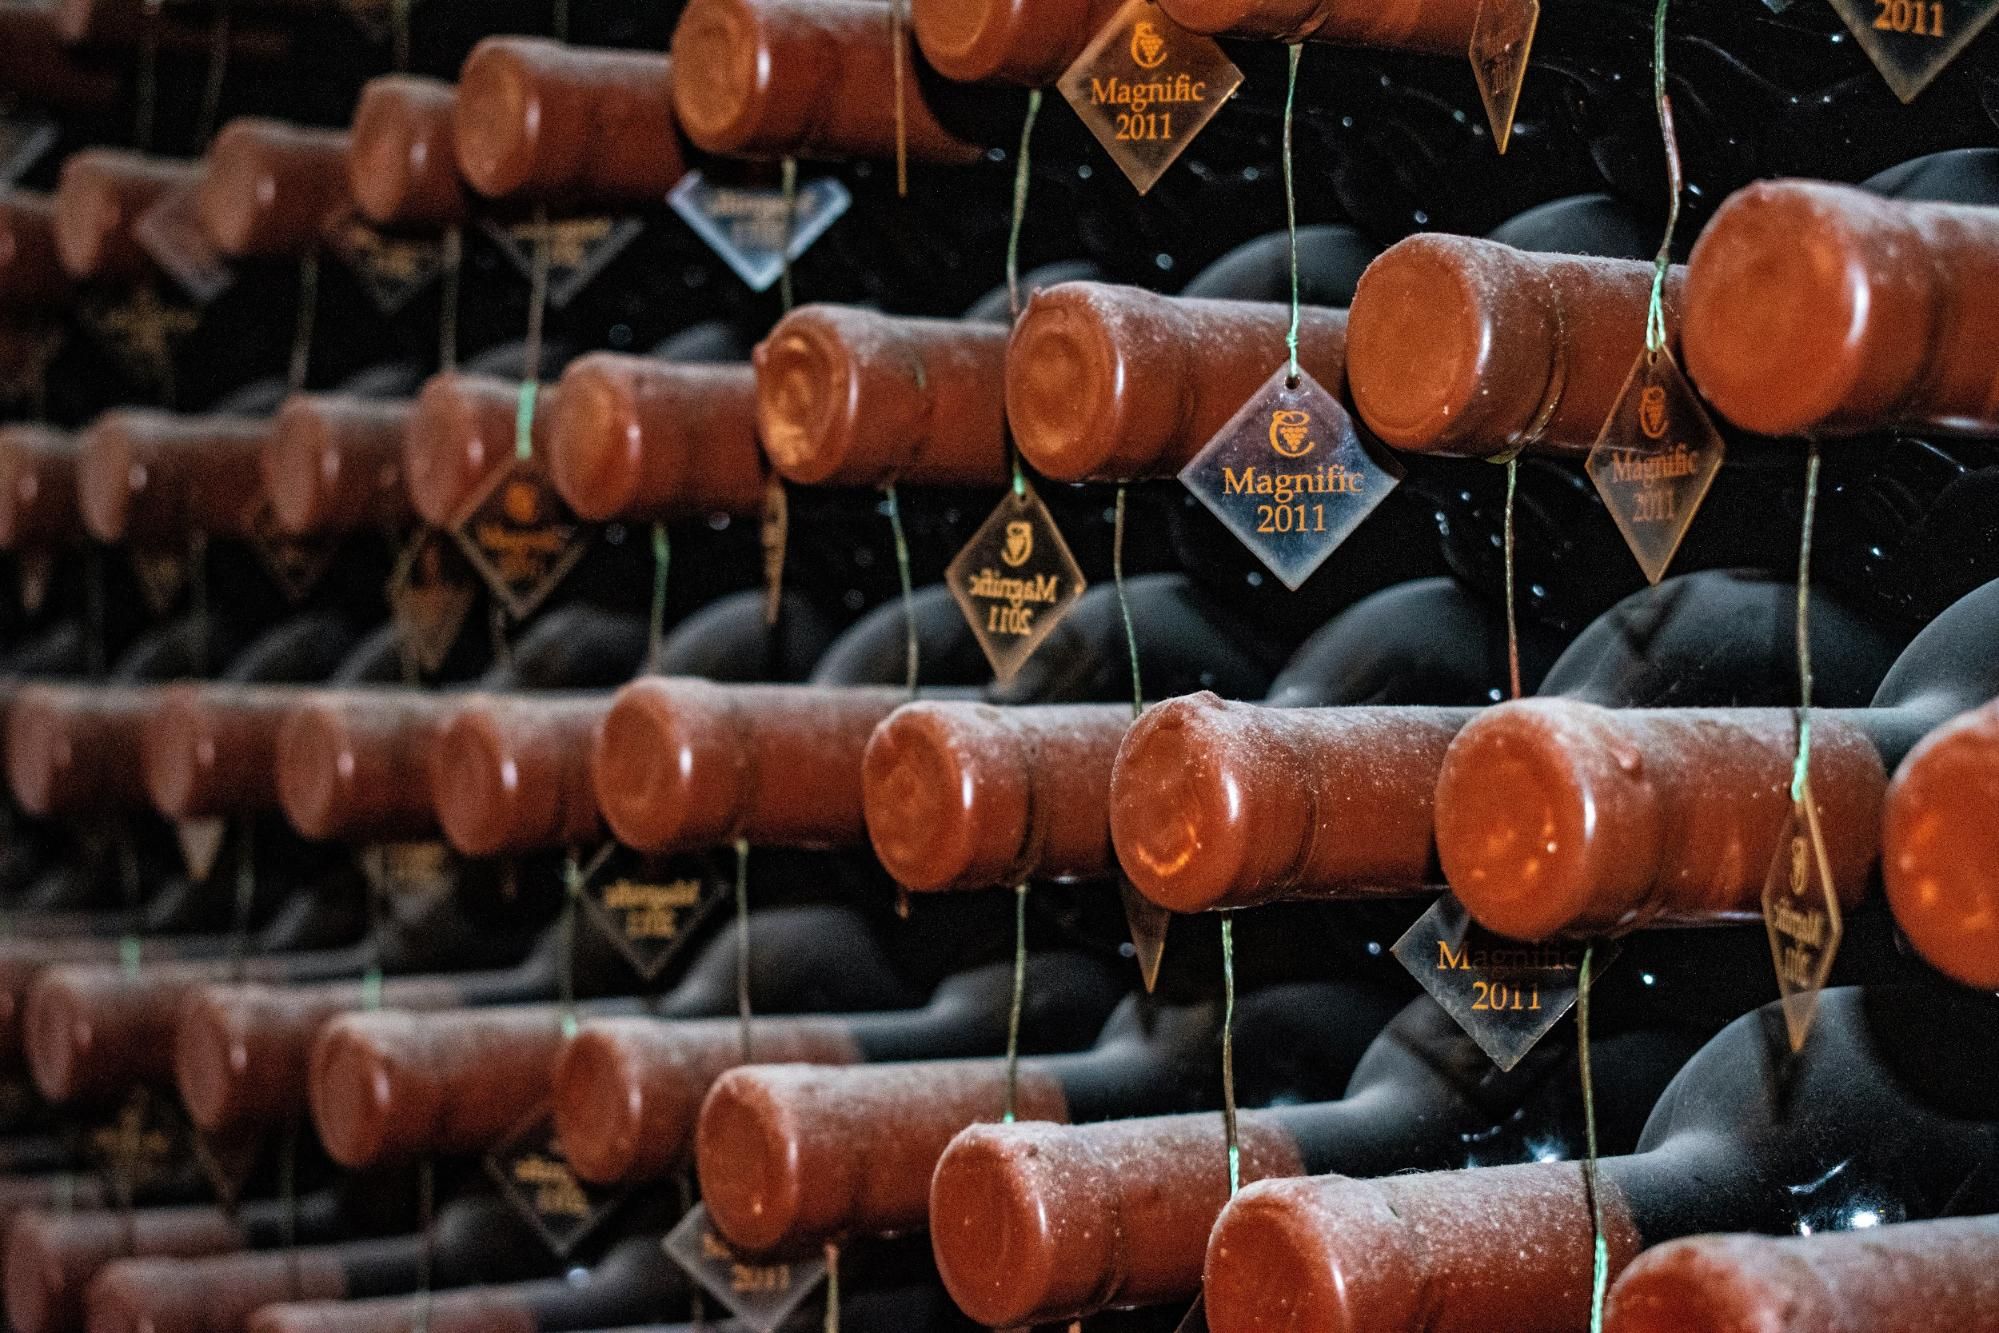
[1643,0,1680,361]
[1281,44,1304,387]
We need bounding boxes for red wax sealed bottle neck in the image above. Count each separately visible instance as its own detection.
[403,372,556,528]
[1347,235,1685,457]
[1156,0,1484,56]
[862,701,1131,892]
[547,354,765,522]
[430,693,610,857]
[197,118,353,260]
[1006,282,1349,481]
[1434,699,1884,940]
[1883,699,1999,990]
[276,689,460,843]
[263,394,414,537]
[52,149,198,282]
[670,0,987,163]
[753,306,1011,488]
[78,408,271,545]
[0,193,71,312]
[591,679,907,853]
[1110,694,1470,913]
[454,38,685,206]
[0,426,80,551]
[347,75,468,229]
[910,0,1126,86]
[142,683,304,820]
[6,684,160,817]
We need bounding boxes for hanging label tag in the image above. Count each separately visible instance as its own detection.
[321,214,444,317]
[946,482,1087,684]
[1469,0,1540,153]
[130,546,190,617]
[243,497,335,604]
[86,1088,191,1197]
[175,819,228,884]
[668,171,852,294]
[0,115,56,186]
[1585,347,1724,586]
[1390,894,1617,1071]
[134,186,235,306]
[1120,877,1171,994]
[480,215,645,309]
[1826,0,1999,101]
[450,456,590,621]
[77,285,200,394]
[576,842,733,981]
[358,840,460,907]
[1058,0,1244,194]
[1761,785,1842,1051]
[16,551,53,617]
[485,1106,626,1257]
[387,530,478,677]
[1180,367,1403,591]
[664,1203,828,1333]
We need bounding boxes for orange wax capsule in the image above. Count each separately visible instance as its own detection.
[1006,283,1348,481]
[52,150,200,283]
[6,684,160,817]
[910,0,1126,85]
[1347,235,1685,457]
[0,426,80,550]
[0,193,71,312]
[753,307,1011,488]
[546,354,766,522]
[591,680,905,853]
[78,409,269,544]
[275,690,459,843]
[143,684,304,820]
[262,394,414,537]
[863,702,1130,892]
[1882,699,1999,991]
[347,75,468,229]
[1156,0,1483,55]
[430,694,609,856]
[670,0,986,163]
[198,119,353,260]
[403,373,557,528]
[454,38,684,206]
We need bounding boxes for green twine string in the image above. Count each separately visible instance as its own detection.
[391,0,411,71]
[439,226,463,371]
[1002,881,1028,1123]
[514,381,538,463]
[195,0,231,145]
[1504,459,1522,700]
[1580,944,1608,1332]
[824,1242,841,1333]
[415,1157,435,1333]
[558,853,581,1040]
[1007,91,1043,323]
[1281,43,1304,384]
[133,3,160,149]
[1790,446,1821,806]
[1644,0,1679,357]
[229,822,255,984]
[119,833,142,979]
[735,838,753,1061]
[778,159,799,314]
[288,252,319,392]
[523,206,551,392]
[1114,488,1142,717]
[646,523,671,674]
[883,483,918,696]
[1221,910,1240,1196]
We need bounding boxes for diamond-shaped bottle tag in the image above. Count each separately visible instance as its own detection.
[1827,0,1999,101]
[176,818,228,883]
[946,482,1087,684]
[1180,367,1404,591]
[1585,347,1725,586]
[193,1126,264,1207]
[1469,0,1540,153]
[134,186,234,306]
[664,1203,828,1333]
[575,842,733,981]
[358,840,460,907]
[479,215,645,309]
[17,551,54,616]
[668,171,852,294]
[131,546,191,616]
[242,496,336,603]
[450,455,591,621]
[1762,786,1843,1052]
[1390,894,1618,1072]
[1121,877,1170,994]
[85,1088,191,1196]
[78,284,200,392]
[388,530,478,677]
[1057,0,1245,194]
[485,1104,627,1257]
[0,114,56,186]
[321,214,445,317]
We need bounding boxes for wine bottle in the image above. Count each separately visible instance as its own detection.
[347,75,469,230]
[0,192,72,313]
[1882,696,1999,989]
[546,355,765,523]
[51,149,201,284]
[428,693,610,857]
[76,408,268,545]
[260,393,413,538]
[403,371,560,528]
[908,0,1126,86]
[197,119,352,261]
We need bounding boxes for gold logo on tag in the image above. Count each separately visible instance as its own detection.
[1131,21,1168,68]
[1269,408,1315,458]
[1638,385,1669,440]
[1001,520,1034,567]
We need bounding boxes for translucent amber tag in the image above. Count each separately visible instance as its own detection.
[486,1107,626,1256]
[1585,347,1724,586]
[1826,0,1999,101]
[947,483,1087,684]
[1057,0,1244,195]
[481,216,645,308]
[134,186,233,305]
[1469,0,1539,154]
[0,114,54,186]
[1122,877,1171,993]
[1391,895,1618,1071]
[577,841,732,981]
[669,171,852,293]
[450,457,590,621]
[664,1203,828,1333]
[1181,367,1403,591]
[321,214,444,317]
[1762,787,1842,1052]
[388,531,477,677]
[243,498,335,604]
[130,547,190,617]
[358,840,460,903]
[175,818,227,884]
[761,475,789,625]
